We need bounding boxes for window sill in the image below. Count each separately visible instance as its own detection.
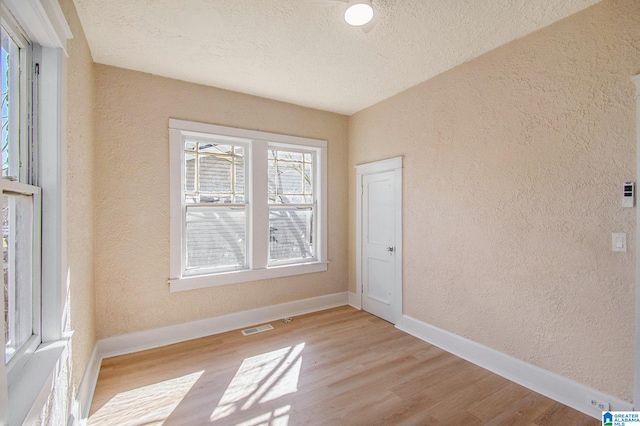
[7,335,71,425]
[168,261,328,292]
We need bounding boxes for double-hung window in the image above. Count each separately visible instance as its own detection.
[169,119,327,292]
[1,14,41,366]
[0,0,70,423]
[184,137,247,274]
[268,148,315,264]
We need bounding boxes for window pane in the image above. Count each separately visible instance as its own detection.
[268,159,277,202]
[1,27,20,180]
[278,151,302,161]
[185,153,196,193]
[1,34,8,177]
[268,149,313,204]
[3,193,34,362]
[186,140,245,205]
[185,206,246,271]
[287,196,309,204]
[199,155,231,194]
[199,143,231,155]
[304,164,312,193]
[269,207,314,263]
[235,157,244,195]
[278,162,304,195]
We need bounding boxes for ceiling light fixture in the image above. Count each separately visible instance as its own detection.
[344,0,373,27]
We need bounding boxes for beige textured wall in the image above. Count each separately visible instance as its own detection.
[93,66,349,338]
[349,0,639,402]
[39,0,97,423]
[61,0,96,387]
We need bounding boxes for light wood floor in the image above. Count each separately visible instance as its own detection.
[89,306,598,425]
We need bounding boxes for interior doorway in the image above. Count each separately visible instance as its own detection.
[355,157,403,324]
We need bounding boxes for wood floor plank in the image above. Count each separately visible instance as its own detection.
[484,391,562,426]
[424,374,509,422]
[388,355,471,400]
[534,403,599,426]
[468,381,533,422]
[88,306,599,425]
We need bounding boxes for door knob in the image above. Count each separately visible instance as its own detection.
[386,246,395,252]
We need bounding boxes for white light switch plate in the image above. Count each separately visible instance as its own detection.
[612,233,627,252]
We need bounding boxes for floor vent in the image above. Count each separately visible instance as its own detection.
[241,324,274,336]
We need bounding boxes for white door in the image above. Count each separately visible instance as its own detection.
[362,170,398,323]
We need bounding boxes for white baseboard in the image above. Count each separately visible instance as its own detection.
[397,314,633,420]
[98,292,349,358]
[68,344,101,426]
[348,291,361,309]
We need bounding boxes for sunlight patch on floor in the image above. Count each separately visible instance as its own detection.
[210,343,305,423]
[235,405,291,426]
[88,371,204,425]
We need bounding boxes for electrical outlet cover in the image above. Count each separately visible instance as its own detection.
[587,396,610,411]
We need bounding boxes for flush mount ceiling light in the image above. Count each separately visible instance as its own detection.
[309,0,377,32]
[344,0,374,26]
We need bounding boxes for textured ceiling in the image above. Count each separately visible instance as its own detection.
[72,0,601,115]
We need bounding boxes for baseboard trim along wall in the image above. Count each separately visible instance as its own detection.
[348,291,361,309]
[71,345,102,425]
[396,314,633,419]
[97,292,349,358]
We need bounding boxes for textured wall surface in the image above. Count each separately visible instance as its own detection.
[39,0,97,423]
[93,66,349,338]
[349,0,639,401]
[61,0,96,388]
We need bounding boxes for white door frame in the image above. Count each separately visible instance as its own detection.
[355,156,403,325]
[632,73,640,408]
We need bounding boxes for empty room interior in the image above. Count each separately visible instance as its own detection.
[1,0,639,424]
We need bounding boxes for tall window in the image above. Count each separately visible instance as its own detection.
[169,120,327,292]
[184,139,247,274]
[268,149,315,264]
[1,22,41,363]
[0,0,70,423]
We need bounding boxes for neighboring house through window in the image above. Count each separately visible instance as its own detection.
[169,119,328,292]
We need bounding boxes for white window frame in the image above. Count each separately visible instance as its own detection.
[267,145,317,267]
[0,0,71,424]
[0,15,41,369]
[169,119,328,292]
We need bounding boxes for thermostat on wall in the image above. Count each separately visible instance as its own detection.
[623,182,635,208]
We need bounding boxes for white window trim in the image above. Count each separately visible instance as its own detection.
[4,0,72,51]
[0,0,71,424]
[169,119,328,292]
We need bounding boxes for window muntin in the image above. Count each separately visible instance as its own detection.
[268,149,315,264]
[183,138,248,275]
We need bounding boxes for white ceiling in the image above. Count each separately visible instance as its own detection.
[72,0,600,115]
